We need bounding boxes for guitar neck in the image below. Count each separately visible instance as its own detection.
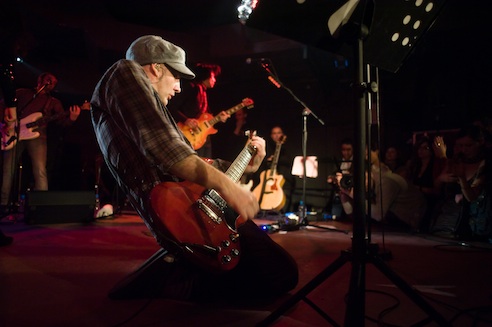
[226,142,257,183]
[208,103,245,126]
[270,137,286,175]
[205,132,257,210]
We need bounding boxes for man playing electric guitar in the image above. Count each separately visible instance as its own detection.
[91,35,298,302]
[0,72,81,216]
[168,62,230,158]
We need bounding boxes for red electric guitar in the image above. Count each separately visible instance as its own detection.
[149,131,257,273]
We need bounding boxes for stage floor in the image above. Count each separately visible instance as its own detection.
[1,210,492,326]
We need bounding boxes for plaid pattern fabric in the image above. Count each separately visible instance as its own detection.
[91,59,196,196]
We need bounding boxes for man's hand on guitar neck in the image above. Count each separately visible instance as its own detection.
[69,105,81,121]
[244,135,266,174]
[184,118,199,129]
[217,110,230,123]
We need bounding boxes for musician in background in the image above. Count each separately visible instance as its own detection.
[168,62,230,158]
[0,73,81,215]
[0,0,20,244]
[262,125,295,212]
[90,35,297,301]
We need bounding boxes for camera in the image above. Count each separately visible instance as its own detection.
[340,174,353,190]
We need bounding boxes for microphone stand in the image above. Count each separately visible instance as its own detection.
[258,61,348,234]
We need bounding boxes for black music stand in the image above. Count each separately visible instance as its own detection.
[251,0,451,325]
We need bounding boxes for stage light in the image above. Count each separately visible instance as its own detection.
[237,0,258,24]
[15,57,23,63]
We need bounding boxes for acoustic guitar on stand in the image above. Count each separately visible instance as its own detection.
[252,135,287,211]
[1,102,90,151]
[149,131,257,273]
[178,98,254,150]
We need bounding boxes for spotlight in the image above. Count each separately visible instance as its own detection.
[15,57,23,63]
[237,0,259,24]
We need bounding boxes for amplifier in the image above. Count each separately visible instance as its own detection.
[25,191,95,224]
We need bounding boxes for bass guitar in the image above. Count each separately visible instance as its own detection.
[1,102,90,151]
[178,98,254,150]
[149,131,257,273]
[252,135,287,211]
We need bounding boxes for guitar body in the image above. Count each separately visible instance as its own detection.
[252,134,287,211]
[1,102,87,151]
[149,131,257,273]
[1,112,42,151]
[239,179,254,191]
[150,180,245,273]
[252,170,286,211]
[18,112,43,140]
[177,112,217,150]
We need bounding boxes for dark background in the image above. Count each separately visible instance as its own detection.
[3,0,492,211]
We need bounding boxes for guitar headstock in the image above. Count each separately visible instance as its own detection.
[244,130,257,139]
[244,130,258,154]
[241,98,254,109]
[278,135,287,144]
[80,101,91,110]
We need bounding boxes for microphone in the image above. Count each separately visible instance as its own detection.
[33,82,51,98]
[246,57,282,88]
[245,57,269,64]
[267,76,281,89]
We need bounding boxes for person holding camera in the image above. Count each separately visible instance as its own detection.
[338,148,427,231]
[327,138,354,219]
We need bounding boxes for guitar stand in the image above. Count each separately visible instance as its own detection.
[257,241,451,326]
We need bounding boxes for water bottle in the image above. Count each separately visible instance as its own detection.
[94,184,100,217]
[297,200,306,218]
[18,194,25,213]
[331,193,342,220]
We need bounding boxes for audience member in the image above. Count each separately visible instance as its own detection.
[340,148,427,231]
[432,124,490,241]
[383,144,405,173]
[400,136,446,232]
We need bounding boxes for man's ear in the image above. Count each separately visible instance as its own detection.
[150,63,162,76]
[145,63,162,82]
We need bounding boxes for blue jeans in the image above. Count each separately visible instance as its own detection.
[1,137,48,206]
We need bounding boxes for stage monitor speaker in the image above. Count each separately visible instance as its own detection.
[25,191,95,224]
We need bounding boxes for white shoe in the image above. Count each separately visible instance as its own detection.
[96,204,114,218]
